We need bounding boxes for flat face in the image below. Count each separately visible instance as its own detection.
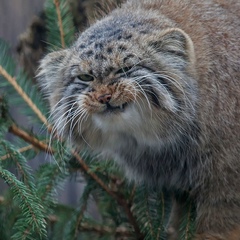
[59,22,178,135]
[36,3,201,188]
[38,11,197,152]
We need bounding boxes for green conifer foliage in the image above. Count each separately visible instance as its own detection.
[0,0,195,239]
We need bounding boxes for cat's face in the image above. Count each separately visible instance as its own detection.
[37,20,197,149]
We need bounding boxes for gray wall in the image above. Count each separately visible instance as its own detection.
[0,0,45,48]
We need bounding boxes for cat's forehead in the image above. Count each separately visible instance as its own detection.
[70,16,149,76]
[75,43,132,78]
[76,14,145,48]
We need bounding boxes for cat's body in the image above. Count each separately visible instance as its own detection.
[38,0,240,239]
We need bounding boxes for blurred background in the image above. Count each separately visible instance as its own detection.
[0,0,45,50]
[0,0,123,207]
[0,0,123,208]
[0,0,82,206]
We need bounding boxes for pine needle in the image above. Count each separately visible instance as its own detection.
[53,0,66,48]
[0,166,47,239]
[0,66,48,125]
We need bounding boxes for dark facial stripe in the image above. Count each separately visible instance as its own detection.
[137,65,181,106]
[117,65,142,78]
[137,65,176,95]
[147,87,161,108]
[128,65,182,109]
[123,54,136,64]
[64,83,89,98]
[157,76,175,96]
[140,79,161,108]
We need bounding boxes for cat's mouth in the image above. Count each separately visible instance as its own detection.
[103,102,128,113]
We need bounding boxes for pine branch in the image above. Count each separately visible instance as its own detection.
[9,124,53,154]
[37,163,68,201]
[184,206,192,240]
[183,202,195,240]
[0,166,47,239]
[73,152,144,239]
[79,222,133,238]
[156,192,165,240]
[53,0,65,48]
[7,122,144,239]
[0,145,33,161]
[0,65,48,126]
[144,189,155,238]
[48,214,133,237]
[64,183,93,240]
[45,0,75,50]
[7,122,143,239]
[178,195,196,240]
[0,140,35,191]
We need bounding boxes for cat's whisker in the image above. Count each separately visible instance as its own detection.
[133,74,181,113]
[151,72,193,108]
[123,87,145,116]
[76,110,92,148]
[132,78,153,114]
[60,102,79,141]
[52,105,75,139]
[48,100,80,164]
[69,107,85,138]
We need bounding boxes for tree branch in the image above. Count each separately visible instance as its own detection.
[79,222,133,237]
[73,152,143,239]
[0,65,48,126]
[48,214,133,237]
[0,145,33,160]
[8,124,53,154]
[53,0,65,48]
[7,124,143,239]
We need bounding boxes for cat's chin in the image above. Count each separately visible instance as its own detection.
[92,103,143,132]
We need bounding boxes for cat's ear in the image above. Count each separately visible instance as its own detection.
[36,49,68,98]
[145,28,196,69]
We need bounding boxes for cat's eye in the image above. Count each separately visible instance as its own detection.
[115,66,133,75]
[77,74,94,82]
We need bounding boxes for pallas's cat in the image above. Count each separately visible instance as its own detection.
[37,0,240,239]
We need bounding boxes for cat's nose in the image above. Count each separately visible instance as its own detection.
[97,94,112,104]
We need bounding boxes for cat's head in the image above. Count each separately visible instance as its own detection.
[37,16,198,148]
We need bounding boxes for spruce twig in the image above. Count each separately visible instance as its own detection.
[0,167,47,239]
[73,151,144,239]
[7,123,144,239]
[184,203,193,240]
[48,215,133,237]
[9,124,53,154]
[53,0,65,48]
[0,145,33,161]
[145,190,154,238]
[156,192,165,239]
[0,66,48,126]
[78,222,134,237]
[45,0,74,50]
